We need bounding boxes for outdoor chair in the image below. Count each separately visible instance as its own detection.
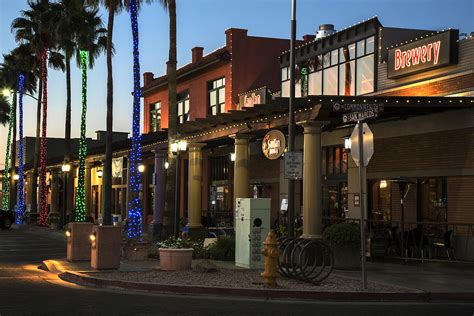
[432,230,456,260]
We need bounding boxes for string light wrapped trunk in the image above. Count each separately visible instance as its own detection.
[16,73,25,223]
[1,97,14,209]
[126,0,143,240]
[74,50,89,222]
[38,48,49,226]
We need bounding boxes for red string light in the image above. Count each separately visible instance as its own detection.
[38,48,49,226]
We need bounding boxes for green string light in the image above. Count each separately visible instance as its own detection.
[1,101,14,209]
[74,50,89,222]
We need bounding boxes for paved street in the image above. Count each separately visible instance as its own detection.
[0,227,473,316]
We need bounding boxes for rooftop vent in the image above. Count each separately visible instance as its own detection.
[316,24,336,39]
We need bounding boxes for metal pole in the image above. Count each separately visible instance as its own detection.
[358,121,367,290]
[61,172,67,228]
[174,151,181,237]
[287,0,297,238]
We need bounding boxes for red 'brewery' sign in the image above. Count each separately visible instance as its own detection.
[388,30,458,79]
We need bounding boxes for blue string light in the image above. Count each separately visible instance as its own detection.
[16,73,25,224]
[127,0,143,240]
[75,50,89,222]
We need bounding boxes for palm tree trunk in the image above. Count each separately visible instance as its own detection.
[64,56,71,162]
[164,0,177,237]
[31,72,43,216]
[9,91,17,211]
[38,48,49,226]
[103,8,114,226]
[126,0,143,239]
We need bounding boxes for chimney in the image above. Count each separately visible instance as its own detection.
[316,24,336,39]
[302,34,316,42]
[143,72,154,86]
[192,47,204,63]
[225,28,248,48]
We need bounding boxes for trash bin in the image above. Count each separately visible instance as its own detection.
[112,215,119,226]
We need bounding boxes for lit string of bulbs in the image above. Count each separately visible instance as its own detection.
[38,48,49,226]
[1,92,14,209]
[16,73,25,224]
[74,50,89,222]
[127,0,143,240]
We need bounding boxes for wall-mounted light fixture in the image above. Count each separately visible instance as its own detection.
[344,137,352,151]
[97,169,103,178]
[230,152,236,162]
[13,174,19,181]
[61,163,71,172]
[138,164,145,173]
[65,228,71,238]
[164,161,169,169]
[380,180,388,189]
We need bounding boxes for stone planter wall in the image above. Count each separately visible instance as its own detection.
[159,248,193,271]
[122,242,149,261]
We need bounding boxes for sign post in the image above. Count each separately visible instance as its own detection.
[357,121,367,290]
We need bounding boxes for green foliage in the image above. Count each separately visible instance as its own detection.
[323,222,360,248]
[157,236,194,249]
[208,236,235,261]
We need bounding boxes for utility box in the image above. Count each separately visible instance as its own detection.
[235,198,271,269]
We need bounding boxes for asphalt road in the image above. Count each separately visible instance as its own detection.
[0,227,473,316]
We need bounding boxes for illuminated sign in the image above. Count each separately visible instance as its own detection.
[262,130,286,160]
[387,30,458,79]
[239,87,267,109]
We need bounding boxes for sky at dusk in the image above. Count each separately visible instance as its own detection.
[1,0,473,167]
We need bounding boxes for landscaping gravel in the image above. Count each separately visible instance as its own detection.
[85,269,415,292]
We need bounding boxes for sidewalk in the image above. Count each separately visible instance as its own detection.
[334,261,474,293]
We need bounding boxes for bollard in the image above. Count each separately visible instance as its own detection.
[261,230,279,288]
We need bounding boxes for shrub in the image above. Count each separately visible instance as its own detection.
[208,235,235,261]
[156,236,194,249]
[323,222,360,248]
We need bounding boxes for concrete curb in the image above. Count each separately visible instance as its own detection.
[56,269,474,303]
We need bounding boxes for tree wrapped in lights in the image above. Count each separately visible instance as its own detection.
[126,0,143,240]
[74,50,89,222]
[38,48,49,226]
[1,100,14,210]
[16,73,25,224]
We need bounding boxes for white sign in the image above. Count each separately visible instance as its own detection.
[112,157,123,178]
[350,123,374,167]
[284,151,303,179]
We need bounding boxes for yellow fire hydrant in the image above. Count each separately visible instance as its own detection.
[261,230,279,288]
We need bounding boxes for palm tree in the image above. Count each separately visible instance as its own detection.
[1,45,38,220]
[72,7,107,222]
[85,0,125,226]
[11,0,65,225]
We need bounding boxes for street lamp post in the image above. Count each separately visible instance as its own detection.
[287,0,297,237]
[171,139,187,237]
[61,163,71,228]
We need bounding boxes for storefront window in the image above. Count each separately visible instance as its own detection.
[338,60,355,96]
[356,54,374,95]
[309,71,322,95]
[149,101,161,132]
[356,39,365,57]
[177,91,190,124]
[208,77,225,115]
[331,49,338,66]
[323,66,338,95]
[323,52,331,68]
[366,36,375,54]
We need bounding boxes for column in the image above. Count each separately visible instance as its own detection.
[230,134,253,201]
[187,143,206,228]
[85,163,92,219]
[50,170,60,214]
[152,151,166,235]
[298,121,325,238]
[25,172,33,210]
